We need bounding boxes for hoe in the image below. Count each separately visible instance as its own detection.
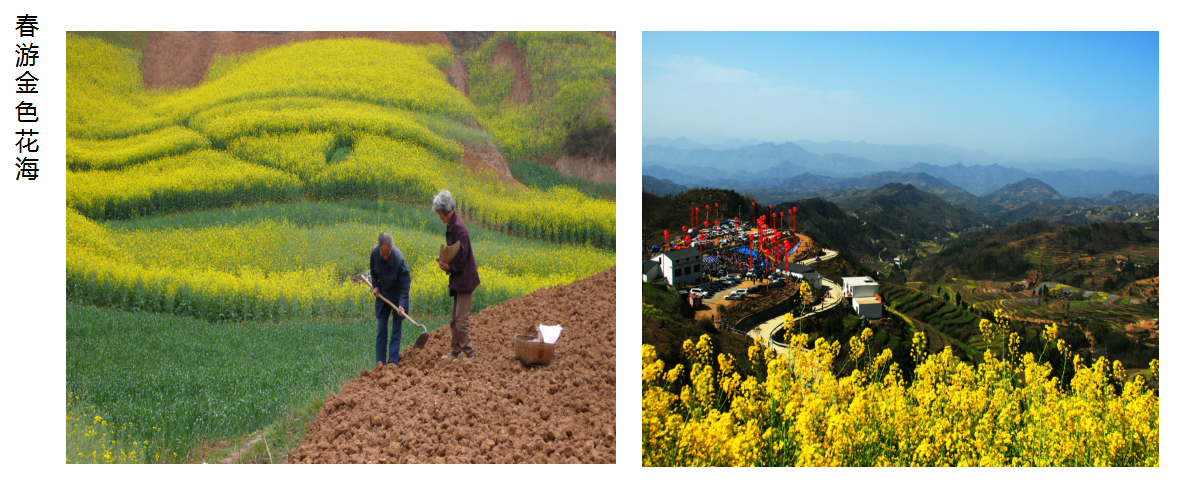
[374,291,430,349]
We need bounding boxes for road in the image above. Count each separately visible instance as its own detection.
[746,276,844,355]
[743,248,844,354]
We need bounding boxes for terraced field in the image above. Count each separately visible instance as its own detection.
[65,32,616,463]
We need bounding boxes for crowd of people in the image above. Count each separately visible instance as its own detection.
[701,245,774,280]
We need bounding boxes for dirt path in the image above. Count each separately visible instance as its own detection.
[289,267,616,464]
[491,41,531,106]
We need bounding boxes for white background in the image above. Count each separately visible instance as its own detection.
[1,0,1189,495]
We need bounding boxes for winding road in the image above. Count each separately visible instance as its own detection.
[745,248,844,355]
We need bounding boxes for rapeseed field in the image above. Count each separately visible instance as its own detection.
[643,311,1158,466]
[66,32,615,462]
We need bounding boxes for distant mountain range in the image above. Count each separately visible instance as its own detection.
[644,141,1158,198]
[642,175,687,196]
[902,163,1159,198]
[644,170,1159,228]
[643,142,879,178]
[645,137,1157,175]
[643,137,763,150]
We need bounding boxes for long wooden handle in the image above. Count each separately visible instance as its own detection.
[374,291,428,333]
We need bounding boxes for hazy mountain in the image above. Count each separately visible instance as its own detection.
[643,137,764,150]
[901,163,1029,196]
[839,183,989,241]
[792,139,1000,167]
[731,170,976,208]
[642,163,728,185]
[981,178,1065,204]
[1033,170,1159,198]
[642,175,688,196]
[845,171,977,207]
[977,178,1098,217]
[902,162,1158,198]
[1006,157,1157,176]
[643,142,880,176]
[712,138,764,150]
[642,137,710,149]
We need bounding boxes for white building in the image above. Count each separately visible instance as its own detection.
[842,276,879,298]
[843,276,883,318]
[656,247,703,287]
[642,260,663,283]
[782,264,823,290]
[851,296,883,318]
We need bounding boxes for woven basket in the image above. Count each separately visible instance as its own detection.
[514,329,557,366]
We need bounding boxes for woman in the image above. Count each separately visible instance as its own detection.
[433,190,479,360]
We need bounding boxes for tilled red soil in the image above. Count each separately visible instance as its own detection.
[289,267,616,464]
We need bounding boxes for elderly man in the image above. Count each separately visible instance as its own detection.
[433,190,479,360]
[370,232,416,366]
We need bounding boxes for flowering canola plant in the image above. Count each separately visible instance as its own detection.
[465,31,615,160]
[65,35,615,247]
[642,311,1158,466]
[67,389,165,464]
[68,206,613,321]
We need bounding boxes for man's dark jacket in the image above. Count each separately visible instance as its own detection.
[370,244,411,319]
[445,211,480,295]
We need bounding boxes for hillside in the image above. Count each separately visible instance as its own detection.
[642,174,687,196]
[981,177,1065,204]
[1093,190,1160,209]
[844,183,989,242]
[641,188,754,245]
[909,219,1157,288]
[464,32,616,184]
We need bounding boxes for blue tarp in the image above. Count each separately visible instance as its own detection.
[786,239,802,256]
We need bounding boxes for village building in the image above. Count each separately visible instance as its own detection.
[642,260,664,283]
[843,276,883,318]
[655,247,703,287]
[782,263,823,290]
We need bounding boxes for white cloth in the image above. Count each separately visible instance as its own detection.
[537,324,563,344]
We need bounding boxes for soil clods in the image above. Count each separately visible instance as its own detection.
[289,267,616,464]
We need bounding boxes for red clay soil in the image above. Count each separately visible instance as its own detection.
[553,154,616,184]
[463,144,523,189]
[446,52,470,96]
[141,31,450,90]
[491,41,532,106]
[289,267,616,464]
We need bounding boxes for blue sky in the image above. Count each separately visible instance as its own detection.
[643,32,1159,166]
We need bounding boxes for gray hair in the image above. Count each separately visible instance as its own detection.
[378,232,400,258]
[432,189,456,215]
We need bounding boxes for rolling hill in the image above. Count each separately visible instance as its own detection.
[642,174,687,196]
